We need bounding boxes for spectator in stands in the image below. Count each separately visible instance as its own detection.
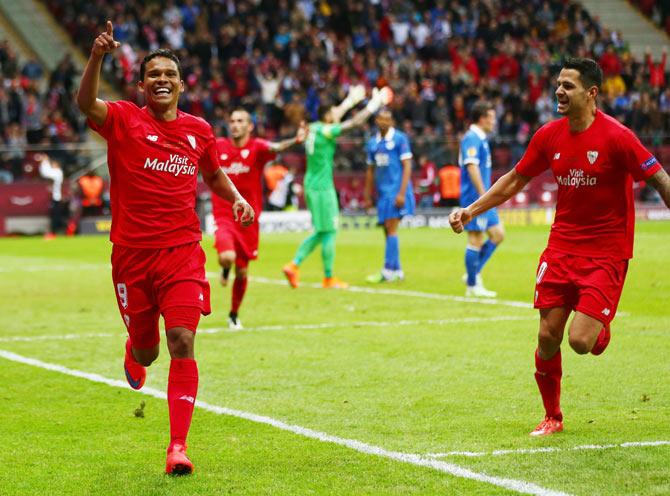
[38,0,670,192]
[37,153,66,239]
[645,46,667,91]
[4,122,25,180]
[417,155,438,208]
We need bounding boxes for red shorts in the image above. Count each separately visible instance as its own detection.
[534,248,628,325]
[213,217,259,268]
[111,242,211,349]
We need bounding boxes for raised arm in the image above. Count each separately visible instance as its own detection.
[76,21,120,126]
[646,167,670,209]
[331,85,366,123]
[340,87,391,133]
[268,121,307,152]
[450,168,531,233]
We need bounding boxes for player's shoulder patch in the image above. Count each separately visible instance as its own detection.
[466,146,478,157]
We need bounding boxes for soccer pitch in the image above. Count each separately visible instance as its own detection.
[0,223,668,495]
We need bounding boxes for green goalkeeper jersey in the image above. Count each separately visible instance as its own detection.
[304,122,342,191]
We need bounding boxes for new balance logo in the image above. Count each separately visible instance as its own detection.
[553,153,560,160]
[179,395,195,404]
[147,135,158,142]
[601,308,611,316]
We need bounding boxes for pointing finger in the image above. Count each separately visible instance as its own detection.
[106,21,114,37]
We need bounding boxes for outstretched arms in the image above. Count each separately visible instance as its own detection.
[449,168,530,233]
[340,87,391,133]
[331,85,366,123]
[76,21,120,126]
[268,121,308,152]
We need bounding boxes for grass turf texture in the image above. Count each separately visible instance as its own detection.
[0,223,668,495]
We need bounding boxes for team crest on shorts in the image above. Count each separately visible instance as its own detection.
[587,150,598,164]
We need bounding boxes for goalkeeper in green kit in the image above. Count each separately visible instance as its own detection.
[283,85,392,288]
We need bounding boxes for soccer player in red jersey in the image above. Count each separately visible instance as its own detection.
[76,22,254,474]
[212,109,306,329]
[449,57,670,436]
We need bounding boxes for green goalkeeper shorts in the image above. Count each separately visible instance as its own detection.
[305,188,339,232]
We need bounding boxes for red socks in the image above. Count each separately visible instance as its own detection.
[231,276,248,314]
[167,358,198,450]
[534,348,563,421]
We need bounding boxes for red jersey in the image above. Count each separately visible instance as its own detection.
[211,137,276,220]
[88,101,220,248]
[515,110,662,259]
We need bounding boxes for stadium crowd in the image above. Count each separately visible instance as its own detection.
[2,0,668,190]
[47,0,670,150]
[632,0,670,36]
[0,40,84,183]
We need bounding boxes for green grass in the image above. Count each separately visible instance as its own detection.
[0,223,668,495]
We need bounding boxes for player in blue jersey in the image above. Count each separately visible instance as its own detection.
[364,109,415,282]
[459,101,504,297]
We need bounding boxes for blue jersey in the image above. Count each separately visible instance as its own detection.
[366,128,414,198]
[459,125,492,206]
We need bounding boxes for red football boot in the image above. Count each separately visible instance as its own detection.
[529,416,564,437]
[590,324,611,356]
[166,444,194,475]
[124,338,146,390]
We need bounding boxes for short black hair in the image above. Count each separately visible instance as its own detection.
[230,107,252,122]
[317,103,332,121]
[562,56,602,90]
[471,101,494,122]
[139,49,182,81]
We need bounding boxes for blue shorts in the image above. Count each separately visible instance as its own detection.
[464,208,500,232]
[377,191,415,224]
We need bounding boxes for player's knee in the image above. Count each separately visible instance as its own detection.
[133,346,159,367]
[166,328,195,358]
[219,251,235,268]
[236,267,248,279]
[538,327,561,348]
[491,232,505,245]
[568,334,591,355]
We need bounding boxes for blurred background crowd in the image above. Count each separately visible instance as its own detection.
[1,0,669,215]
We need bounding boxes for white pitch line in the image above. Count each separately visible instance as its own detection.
[0,349,570,496]
[215,274,629,316]
[0,316,535,343]
[425,441,670,458]
[200,315,537,335]
[205,272,535,310]
[0,332,113,343]
[0,263,108,273]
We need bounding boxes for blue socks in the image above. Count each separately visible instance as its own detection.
[465,245,480,286]
[478,240,498,272]
[384,235,400,270]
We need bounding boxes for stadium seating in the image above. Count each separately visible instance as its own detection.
[1,0,666,211]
